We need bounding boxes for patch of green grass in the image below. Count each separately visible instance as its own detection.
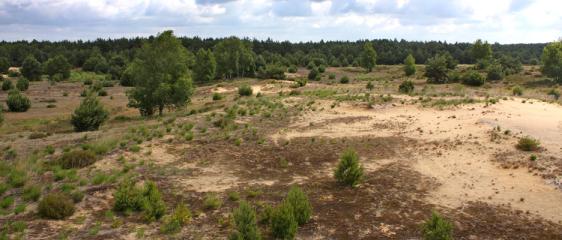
[203,194,222,210]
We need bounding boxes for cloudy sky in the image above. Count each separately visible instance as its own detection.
[0,0,560,43]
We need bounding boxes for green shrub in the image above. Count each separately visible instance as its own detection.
[231,201,261,240]
[113,178,144,212]
[239,85,253,96]
[8,69,19,77]
[203,194,222,210]
[258,64,286,80]
[328,73,336,80]
[270,202,297,240]
[461,71,485,86]
[293,78,307,88]
[141,181,166,222]
[98,89,108,96]
[308,68,319,80]
[71,94,109,132]
[212,92,224,101]
[512,85,523,96]
[2,80,13,91]
[366,81,374,90]
[548,88,560,100]
[399,80,415,94]
[318,65,326,73]
[7,170,27,188]
[6,90,31,112]
[22,185,41,202]
[486,63,504,81]
[0,183,8,195]
[0,196,14,209]
[38,192,75,219]
[516,136,540,151]
[422,211,453,240]
[334,149,364,187]
[16,78,29,91]
[288,65,297,73]
[58,150,97,169]
[339,75,350,84]
[284,186,312,225]
[161,203,191,234]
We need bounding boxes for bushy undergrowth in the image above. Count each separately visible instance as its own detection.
[283,186,312,225]
[113,178,166,222]
[516,136,540,151]
[6,90,31,112]
[422,211,453,240]
[238,85,253,96]
[58,150,97,169]
[270,202,297,239]
[230,201,261,240]
[399,80,415,94]
[71,94,109,132]
[38,192,75,219]
[161,203,191,234]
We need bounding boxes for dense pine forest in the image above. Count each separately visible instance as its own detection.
[0,37,545,69]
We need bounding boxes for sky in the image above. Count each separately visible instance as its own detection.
[0,0,560,43]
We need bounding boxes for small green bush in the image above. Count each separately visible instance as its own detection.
[548,88,560,100]
[238,85,253,96]
[6,90,31,112]
[113,178,143,212]
[486,63,504,81]
[288,65,297,73]
[1,79,13,91]
[231,201,261,240]
[422,211,453,240]
[512,85,523,96]
[516,136,540,151]
[366,81,374,90]
[292,78,307,88]
[340,75,350,84]
[71,94,109,132]
[284,186,312,225]
[203,194,222,210]
[328,73,336,79]
[399,80,415,94]
[308,68,319,81]
[16,78,29,91]
[58,150,97,169]
[334,149,364,187]
[212,92,223,101]
[270,202,297,240]
[461,71,485,86]
[7,170,27,188]
[161,203,191,234]
[318,65,326,73]
[22,185,41,202]
[0,196,14,209]
[38,192,75,219]
[141,181,166,222]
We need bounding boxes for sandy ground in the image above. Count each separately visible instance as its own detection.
[271,98,562,223]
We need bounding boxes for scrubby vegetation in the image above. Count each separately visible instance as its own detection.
[422,211,453,240]
[334,149,364,187]
[516,136,541,151]
[38,192,75,219]
[6,90,31,112]
[71,94,109,132]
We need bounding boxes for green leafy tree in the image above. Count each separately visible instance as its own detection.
[425,54,450,84]
[127,30,194,116]
[214,37,255,79]
[403,54,416,76]
[82,48,108,73]
[360,42,377,72]
[0,57,9,73]
[70,94,109,132]
[43,55,71,80]
[231,201,261,240]
[108,55,127,80]
[471,39,492,61]
[21,56,42,81]
[541,41,562,82]
[193,49,216,83]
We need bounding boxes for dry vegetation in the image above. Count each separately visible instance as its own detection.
[1,65,562,239]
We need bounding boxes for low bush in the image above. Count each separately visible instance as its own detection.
[334,149,364,187]
[203,194,222,210]
[486,63,504,81]
[318,65,326,73]
[22,185,41,202]
[1,79,13,91]
[399,80,415,94]
[548,88,560,100]
[328,73,336,79]
[270,202,297,239]
[0,196,14,209]
[58,150,97,169]
[161,203,191,234]
[292,78,307,88]
[38,192,75,219]
[113,178,144,212]
[16,78,29,91]
[512,85,523,96]
[284,186,312,225]
[366,81,374,90]
[308,68,319,80]
[288,65,297,73]
[6,90,31,112]
[461,71,485,86]
[141,181,166,222]
[71,94,109,132]
[422,211,453,240]
[231,201,261,240]
[212,92,223,101]
[516,136,540,151]
[7,170,27,188]
[340,75,350,84]
[238,85,253,96]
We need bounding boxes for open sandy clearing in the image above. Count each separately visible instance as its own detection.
[271,99,562,223]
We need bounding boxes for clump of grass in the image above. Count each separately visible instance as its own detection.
[228,192,240,202]
[334,149,364,187]
[22,185,41,202]
[212,92,224,101]
[57,150,97,169]
[238,85,253,96]
[113,178,166,222]
[516,136,540,151]
[203,194,222,210]
[38,192,75,219]
[512,85,523,96]
[422,211,453,240]
[161,203,191,234]
[399,80,415,94]
[339,75,350,84]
